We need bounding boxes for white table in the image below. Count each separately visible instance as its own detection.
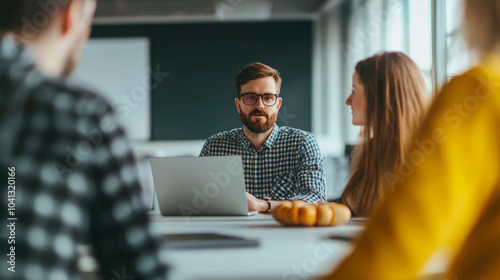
[148,212,365,280]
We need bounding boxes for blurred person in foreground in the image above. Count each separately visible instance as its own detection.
[322,0,500,278]
[340,52,427,217]
[0,0,169,279]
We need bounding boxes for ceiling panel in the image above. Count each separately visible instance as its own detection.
[94,0,330,23]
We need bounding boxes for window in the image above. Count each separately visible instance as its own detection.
[385,0,405,52]
[445,0,471,78]
[409,0,432,91]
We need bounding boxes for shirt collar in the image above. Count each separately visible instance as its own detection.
[0,36,19,59]
[0,36,35,75]
[263,123,279,149]
[480,53,500,75]
[237,123,280,151]
[236,129,252,149]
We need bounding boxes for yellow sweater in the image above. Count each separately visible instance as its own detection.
[323,55,500,280]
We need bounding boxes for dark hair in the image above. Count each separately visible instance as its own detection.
[235,62,282,96]
[0,0,72,36]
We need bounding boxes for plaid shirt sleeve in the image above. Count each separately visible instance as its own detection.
[199,138,211,156]
[290,133,327,203]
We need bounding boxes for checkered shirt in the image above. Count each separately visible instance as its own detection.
[199,125,326,202]
[0,38,169,280]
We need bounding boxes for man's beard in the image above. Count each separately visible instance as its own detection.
[240,109,278,133]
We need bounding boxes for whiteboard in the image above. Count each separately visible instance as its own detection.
[73,37,150,140]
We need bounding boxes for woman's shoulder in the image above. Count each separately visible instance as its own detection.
[446,57,500,97]
[434,62,500,113]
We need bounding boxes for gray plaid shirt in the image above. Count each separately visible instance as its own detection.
[0,38,168,280]
[200,125,326,202]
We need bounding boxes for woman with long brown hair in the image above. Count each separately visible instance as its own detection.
[340,52,428,217]
[323,0,500,278]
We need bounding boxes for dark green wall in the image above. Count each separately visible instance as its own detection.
[91,21,312,140]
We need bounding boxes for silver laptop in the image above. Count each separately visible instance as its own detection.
[150,156,257,216]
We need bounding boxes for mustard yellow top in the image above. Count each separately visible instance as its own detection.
[323,55,500,280]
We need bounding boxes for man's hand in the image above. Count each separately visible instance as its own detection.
[246,192,268,212]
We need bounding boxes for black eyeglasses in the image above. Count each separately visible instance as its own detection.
[239,93,280,106]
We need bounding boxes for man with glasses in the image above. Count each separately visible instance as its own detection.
[200,62,326,213]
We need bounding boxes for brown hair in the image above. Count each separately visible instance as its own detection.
[0,0,72,37]
[341,52,428,217]
[235,62,282,96]
[463,0,500,55]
